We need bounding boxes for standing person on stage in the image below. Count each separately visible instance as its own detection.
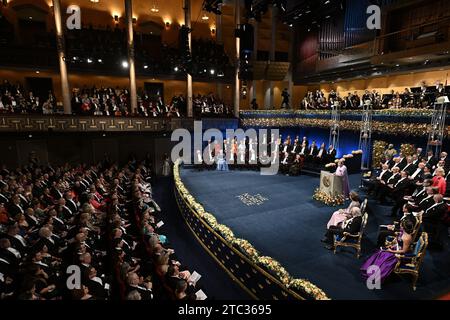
[335,159,350,199]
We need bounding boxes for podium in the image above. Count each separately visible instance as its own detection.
[320,171,343,197]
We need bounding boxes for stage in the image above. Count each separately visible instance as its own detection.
[179,168,450,300]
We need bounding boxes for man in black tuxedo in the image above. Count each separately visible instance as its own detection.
[390,171,412,217]
[322,207,363,250]
[126,272,153,300]
[326,145,337,163]
[401,156,417,176]
[7,195,24,219]
[365,163,392,195]
[65,191,78,215]
[307,141,318,162]
[377,204,418,247]
[381,155,395,169]
[83,266,108,300]
[376,167,401,202]
[425,150,437,169]
[421,194,447,247]
[417,187,438,211]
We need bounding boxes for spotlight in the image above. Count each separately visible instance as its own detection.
[87,58,93,63]
[122,60,129,68]
[210,69,215,75]
[144,65,148,69]
[97,59,103,63]
[174,66,179,72]
[202,13,209,21]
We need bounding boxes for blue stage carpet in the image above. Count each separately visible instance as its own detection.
[180,168,450,300]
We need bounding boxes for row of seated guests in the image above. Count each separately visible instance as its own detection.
[72,87,183,118]
[193,94,233,118]
[362,148,450,248]
[300,81,449,110]
[194,135,337,176]
[321,188,449,285]
[0,160,116,300]
[111,168,205,301]
[0,80,58,115]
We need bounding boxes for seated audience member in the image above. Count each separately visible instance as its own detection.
[361,219,415,283]
[175,279,196,301]
[421,194,447,247]
[322,207,363,250]
[376,204,418,247]
[432,168,447,196]
[326,192,361,229]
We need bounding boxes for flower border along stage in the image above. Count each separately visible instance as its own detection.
[313,188,345,207]
[173,160,329,300]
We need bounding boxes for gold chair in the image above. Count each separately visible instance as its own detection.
[393,232,428,291]
[360,198,368,215]
[334,212,368,258]
[384,214,422,247]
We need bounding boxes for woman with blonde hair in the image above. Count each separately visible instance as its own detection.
[326,191,361,229]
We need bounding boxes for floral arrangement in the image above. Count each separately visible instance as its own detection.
[288,279,330,300]
[400,143,415,157]
[173,159,329,300]
[258,256,292,286]
[232,238,260,263]
[372,140,388,168]
[313,188,345,207]
[240,108,434,118]
[216,224,235,242]
[239,118,447,137]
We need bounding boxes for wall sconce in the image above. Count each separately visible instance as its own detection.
[165,21,171,29]
[211,27,216,35]
[114,15,119,23]
[132,17,137,24]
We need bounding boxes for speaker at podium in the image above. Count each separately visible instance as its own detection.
[320,171,343,197]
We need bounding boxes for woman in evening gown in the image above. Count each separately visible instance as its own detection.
[361,219,415,283]
[335,159,350,199]
[327,191,361,229]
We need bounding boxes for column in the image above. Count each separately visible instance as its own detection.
[125,0,137,114]
[249,20,258,103]
[287,27,294,109]
[233,0,240,117]
[52,0,71,114]
[184,0,193,117]
[267,6,277,109]
[216,13,223,100]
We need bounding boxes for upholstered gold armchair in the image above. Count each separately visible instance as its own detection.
[334,212,369,258]
[385,214,423,247]
[393,232,428,291]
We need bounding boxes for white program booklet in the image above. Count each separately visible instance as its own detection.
[156,220,165,228]
[188,271,202,284]
[195,289,207,300]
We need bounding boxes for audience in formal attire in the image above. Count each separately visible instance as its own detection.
[0,154,207,300]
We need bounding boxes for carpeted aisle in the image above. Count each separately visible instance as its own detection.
[179,168,450,300]
[152,176,250,300]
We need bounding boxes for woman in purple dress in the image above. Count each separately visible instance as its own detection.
[361,219,415,283]
[335,159,350,199]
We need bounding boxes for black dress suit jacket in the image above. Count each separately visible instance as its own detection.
[423,203,447,222]
[402,163,417,176]
[343,216,363,235]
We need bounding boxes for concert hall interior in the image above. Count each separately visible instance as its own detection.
[0,0,450,303]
